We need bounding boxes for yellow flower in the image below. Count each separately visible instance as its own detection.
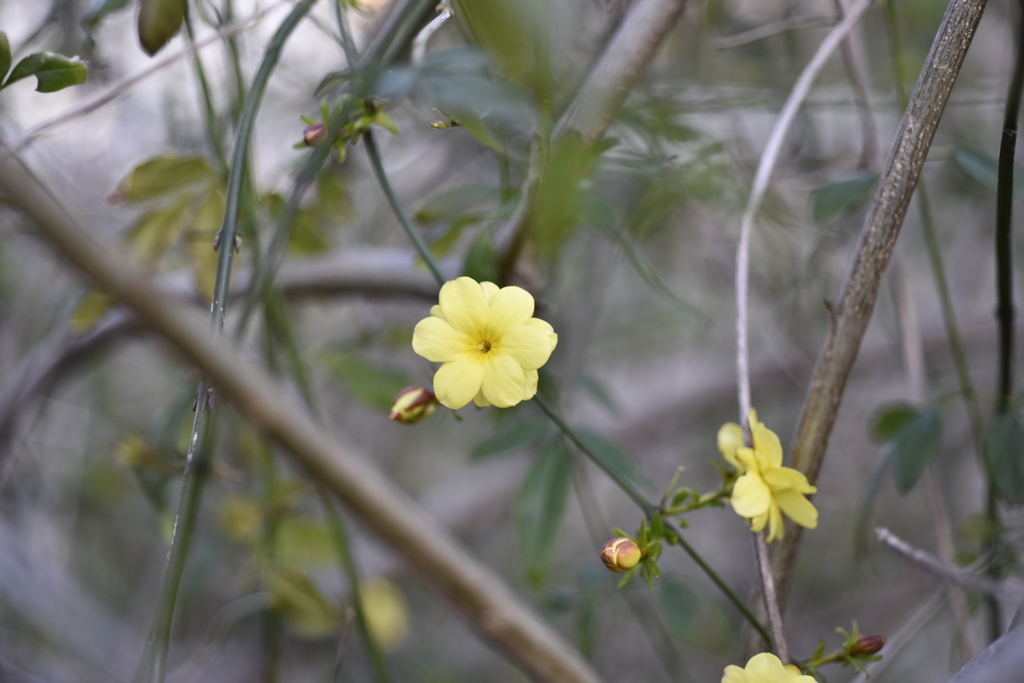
[720,410,818,542]
[600,537,642,573]
[412,277,557,409]
[722,653,815,683]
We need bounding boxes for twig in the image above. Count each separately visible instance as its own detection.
[712,15,837,50]
[411,1,452,65]
[832,0,878,169]
[846,589,947,683]
[732,0,876,658]
[0,142,605,683]
[10,2,288,151]
[876,528,1011,599]
[767,0,990,631]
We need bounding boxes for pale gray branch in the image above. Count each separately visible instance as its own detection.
[712,15,837,50]
[876,528,1011,599]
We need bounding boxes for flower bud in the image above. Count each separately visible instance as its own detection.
[303,123,327,146]
[389,386,438,424]
[850,635,885,656]
[600,537,642,573]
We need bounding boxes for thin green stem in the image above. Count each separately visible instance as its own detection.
[222,0,248,124]
[183,13,228,171]
[132,4,320,682]
[363,130,446,284]
[886,0,995,640]
[533,393,769,642]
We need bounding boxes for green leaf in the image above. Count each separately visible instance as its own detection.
[812,172,878,223]
[514,438,572,585]
[70,289,114,333]
[984,410,1024,504]
[462,229,498,283]
[887,409,941,494]
[531,135,597,257]
[276,518,336,568]
[184,189,225,302]
[111,156,213,203]
[266,569,340,637]
[0,33,10,82]
[415,184,498,224]
[4,52,87,93]
[952,148,1024,200]
[124,194,192,264]
[137,0,185,56]
[323,353,410,409]
[869,402,919,441]
[659,575,698,640]
[575,428,646,487]
[82,0,133,31]
[471,418,551,459]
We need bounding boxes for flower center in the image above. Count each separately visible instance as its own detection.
[477,340,492,353]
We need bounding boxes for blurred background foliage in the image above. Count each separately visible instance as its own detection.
[1,0,1023,681]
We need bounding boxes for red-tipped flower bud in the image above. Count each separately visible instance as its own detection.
[850,635,885,656]
[600,537,642,573]
[389,386,438,425]
[303,123,327,146]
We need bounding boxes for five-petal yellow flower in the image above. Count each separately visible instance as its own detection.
[718,410,818,542]
[722,653,815,683]
[412,277,557,409]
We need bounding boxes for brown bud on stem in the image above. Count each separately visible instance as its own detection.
[303,123,327,146]
[600,537,642,573]
[389,386,438,424]
[850,635,885,656]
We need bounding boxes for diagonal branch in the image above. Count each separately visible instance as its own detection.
[0,139,604,683]
[768,0,990,618]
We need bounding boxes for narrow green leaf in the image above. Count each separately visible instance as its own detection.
[888,409,942,494]
[5,52,87,93]
[575,428,647,487]
[575,375,619,415]
[111,156,213,203]
[952,147,1024,201]
[0,33,11,83]
[462,229,498,283]
[514,438,572,585]
[137,0,185,56]
[869,402,918,441]
[124,194,192,264]
[985,410,1024,504]
[323,353,410,409]
[276,518,336,568]
[471,418,551,460]
[812,172,878,223]
[266,569,340,637]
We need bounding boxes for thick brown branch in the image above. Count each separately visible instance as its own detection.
[0,140,604,683]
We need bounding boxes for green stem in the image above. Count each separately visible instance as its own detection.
[363,131,446,284]
[131,5,320,682]
[222,0,248,124]
[183,13,228,171]
[533,393,769,642]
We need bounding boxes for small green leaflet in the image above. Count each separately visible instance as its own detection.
[984,410,1024,504]
[2,50,87,93]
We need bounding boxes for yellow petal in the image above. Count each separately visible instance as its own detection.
[525,369,539,395]
[749,511,768,533]
[722,664,749,683]
[763,466,816,494]
[488,285,535,336]
[775,489,818,529]
[717,422,743,469]
[472,389,491,407]
[429,305,446,320]
[750,415,784,469]
[432,356,485,409]
[480,281,500,304]
[745,653,785,680]
[438,277,491,335]
[731,472,771,518]
[525,317,558,351]
[412,316,473,362]
[480,354,530,408]
[495,325,553,370]
[735,447,759,474]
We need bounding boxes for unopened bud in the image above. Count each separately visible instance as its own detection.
[850,635,885,656]
[303,123,327,146]
[389,386,437,424]
[600,537,642,573]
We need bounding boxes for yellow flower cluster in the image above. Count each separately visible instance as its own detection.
[412,277,557,410]
[718,410,818,542]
